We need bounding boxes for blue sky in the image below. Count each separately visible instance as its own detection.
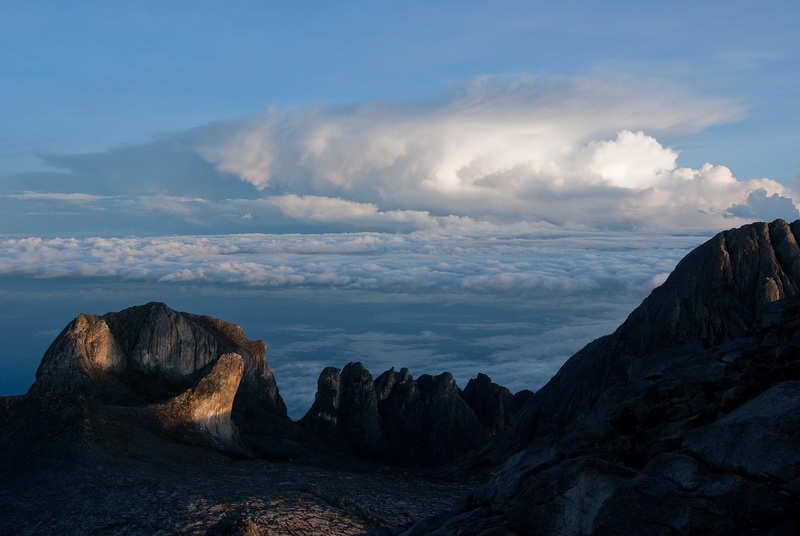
[1,1,799,415]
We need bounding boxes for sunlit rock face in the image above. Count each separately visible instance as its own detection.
[29,313,127,395]
[28,302,288,451]
[156,352,245,449]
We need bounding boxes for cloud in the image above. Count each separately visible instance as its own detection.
[269,195,378,221]
[189,77,726,186]
[5,73,797,233]
[0,228,705,294]
[5,192,115,204]
[725,188,800,220]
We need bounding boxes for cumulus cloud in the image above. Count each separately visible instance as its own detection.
[4,73,798,234]
[176,74,799,229]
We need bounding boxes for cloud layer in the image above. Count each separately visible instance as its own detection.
[3,74,797,235]
[0,227,702,294]
[3,73,800,416]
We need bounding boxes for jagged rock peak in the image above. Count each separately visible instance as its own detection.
[301,364,523,467]
[300,366,342,429]
[617,219,800,354]
[461,372,515,436]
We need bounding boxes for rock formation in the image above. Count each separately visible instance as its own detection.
[154,352,245,449]
[28,301,289,452]
[400,219,800,534]
[301,364,524,467]
[461,372,525,437]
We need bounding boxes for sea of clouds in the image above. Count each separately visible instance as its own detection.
[1,227,708,417]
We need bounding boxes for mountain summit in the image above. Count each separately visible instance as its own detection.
[414,219,800,534]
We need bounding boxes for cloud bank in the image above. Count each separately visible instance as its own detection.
[0,228,702,294]
[0,227,709,417]
[3,74,797,235]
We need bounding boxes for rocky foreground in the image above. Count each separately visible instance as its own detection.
[3,219,800,534]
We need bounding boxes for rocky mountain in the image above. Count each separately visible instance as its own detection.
[399,220,800,534]
[2,219,800,535]
[0,301,522,533]
[300,364,525,466]
[27,301,290,454]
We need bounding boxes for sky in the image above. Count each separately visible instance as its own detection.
[1,1,799,417]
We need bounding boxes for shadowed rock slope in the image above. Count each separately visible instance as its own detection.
[395,219,800,534]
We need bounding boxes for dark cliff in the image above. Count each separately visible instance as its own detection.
[300,363,525,467]
[405,219,800,534]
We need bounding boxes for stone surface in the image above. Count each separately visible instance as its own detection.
[156,352,245,450]
[33,302,286,416]
[0,402,472,535]
[338,362,385,459]
[460,373,515,437]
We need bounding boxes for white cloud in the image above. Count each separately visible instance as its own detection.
[268,195,378,221]
[175,74,796,230]
[5,192,115,204]
[0,228,705,292]
[4,74,797,235]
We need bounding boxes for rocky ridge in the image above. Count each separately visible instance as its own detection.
[300,364,526,467]
[400,219,800,534]
[28,301,290,455]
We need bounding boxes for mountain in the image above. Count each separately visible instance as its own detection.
[0,303,520,533]
[2,219,800,535]
[299,364,527,466]
[402,219,800,534]
[27,301,291,455]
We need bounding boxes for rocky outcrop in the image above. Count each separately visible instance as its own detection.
[378,369,485,467]
[337,362,384,458]
[27,302,289,452]
[617,218,800,354]
[461,373,515,436]
[400,220,800,534]
[301,364,523,467]
[155,352,244,450]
